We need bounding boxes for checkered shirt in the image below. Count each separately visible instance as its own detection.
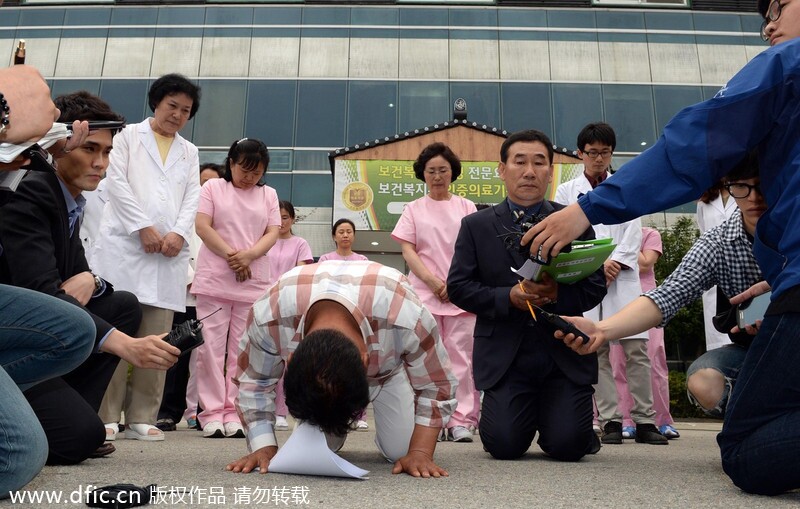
[646,213,763,327]
[235,260,457,452]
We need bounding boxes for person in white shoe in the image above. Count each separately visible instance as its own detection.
[227,261,457,477]
[191,138,280,439]
[391,142,479,444]
[93,74,201,442]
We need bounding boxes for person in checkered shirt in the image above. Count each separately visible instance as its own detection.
[227,260,457,478]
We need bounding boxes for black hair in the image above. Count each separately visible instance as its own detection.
[284,329,370,437]
[148,73,201,119]
[412,142,462,181]
[725,150,760,182]
[500,129,554,164]
[577,122,616,152]
[279,200,296,219]
[200,162,224,178]
[55,91,124,132]
[331,218,356,237]
[223,138,269,186]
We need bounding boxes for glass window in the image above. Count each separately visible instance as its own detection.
[18,9,63,38]
[19,9,65,26]
[51,80,101,97]
[205,6,253,38]
[596,11,645,29]
[450,83,500,128]
[294,150,333,172]
[548,10,595,28]
[645,12,694,30]
[296,81,347,148]
[264,173,293,202]
[603,85,657,152]
[351,7,398,25]
[347,82,398,146]
[551,84,602,149]
[400,8,448,26]
[292,174,333,207]
[399,82,449,133]
[268,150,293,172]
[693,12,742,32]
[653,85,703,135]
[592,0,688,6]
[501,83,553,136]
[157,7,205,38]
[192,80,247,147]
[245,81,297,148]
[100,80,149,124]
[110,6,158,25]
[253,6,301,37]
[110,7,157,37]
[0,10,19,26]
[199,150,228,168]
[702,86,723,100]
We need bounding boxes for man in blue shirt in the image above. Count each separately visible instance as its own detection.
[524,0,800,496]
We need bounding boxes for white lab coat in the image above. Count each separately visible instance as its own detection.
[555,174,645,340]
[91,118,200,312]
[697,194,739,350]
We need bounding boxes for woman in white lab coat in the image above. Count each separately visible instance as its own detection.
[92,74,201,441]
[697,181,739,352]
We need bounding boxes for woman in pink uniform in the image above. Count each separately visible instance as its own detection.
[318,218,370,429]
[191,138,281,438]
[391,142,478,443]
[267,200,313,431]
[318,219,368,262]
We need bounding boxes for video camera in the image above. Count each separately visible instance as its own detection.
[499,210,572,264]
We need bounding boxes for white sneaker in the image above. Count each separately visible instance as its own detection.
[355,420,369,431]
[203,421,224,438]
[448,426,473,443]
[275,416,289,431]
[224,422,245,438]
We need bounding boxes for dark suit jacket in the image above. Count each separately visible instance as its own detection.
[0,171,113,345]
[448,199,606,390]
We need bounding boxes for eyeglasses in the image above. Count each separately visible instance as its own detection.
[583,150,613,159]
[761,0,783,41]
[424,168,451,176]
[725,182,762,199]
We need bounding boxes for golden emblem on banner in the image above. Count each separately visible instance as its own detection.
[342,182,373,212]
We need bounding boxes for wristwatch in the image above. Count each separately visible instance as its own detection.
[92,273,102,292]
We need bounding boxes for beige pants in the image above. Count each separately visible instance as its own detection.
[595,338,656,425]
[99,305,173,425]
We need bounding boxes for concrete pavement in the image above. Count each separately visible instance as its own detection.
[5,419,799,508]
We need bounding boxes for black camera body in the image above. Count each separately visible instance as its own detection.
[502,210,573,261]
[163,319,204,356]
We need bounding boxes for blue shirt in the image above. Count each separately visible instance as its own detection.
[56,175,113,348]
[577,37,800,299]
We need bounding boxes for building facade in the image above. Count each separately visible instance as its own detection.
[0,2,764,255]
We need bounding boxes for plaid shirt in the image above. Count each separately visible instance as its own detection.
[235,260,457,452]
[646,213,763,327]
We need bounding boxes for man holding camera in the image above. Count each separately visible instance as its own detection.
[448,129,606,461]
[0,91,179,465]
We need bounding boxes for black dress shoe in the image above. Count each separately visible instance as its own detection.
[90,442,116,458]
[635,423,668,445]
[601,421,623,444]
[156,418,177,432]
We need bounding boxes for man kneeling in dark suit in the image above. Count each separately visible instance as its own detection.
[0,91,180,464]
[448,129,606,461]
